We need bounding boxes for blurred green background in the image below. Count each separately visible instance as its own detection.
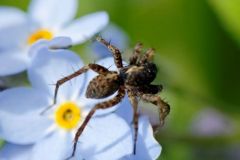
[1,0,240,159]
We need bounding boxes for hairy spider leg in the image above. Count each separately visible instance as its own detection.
[66,86,126,159]
[141,94,170,127]
[129,42,143,65]
[139,48,155,64]
[127,91,139,155]
[96,36,123,69]
[41,64,109,114]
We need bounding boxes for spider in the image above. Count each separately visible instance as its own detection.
[50,36,170,159]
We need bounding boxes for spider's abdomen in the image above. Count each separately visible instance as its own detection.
[120,62,157,86]
[86,72,122,99]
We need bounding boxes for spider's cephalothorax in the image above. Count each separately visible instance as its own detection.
[48,36,170,159]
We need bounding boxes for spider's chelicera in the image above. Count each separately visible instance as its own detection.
[47,37,170,159]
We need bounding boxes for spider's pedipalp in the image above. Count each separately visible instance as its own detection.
[130,42,143,65]
[139,48,155,64]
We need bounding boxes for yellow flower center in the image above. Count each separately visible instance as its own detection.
[55,102,81,130]
[27,29,53,45]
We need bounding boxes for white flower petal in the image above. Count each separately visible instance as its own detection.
[133,116,161,160]
[75,114,133,160]
[57,12,109,44]
[0,51,30,76]
[0,87,52,144]
[0,143,32,160]
[0,7,27,29]
[118,116,161,160]
[0,23,29,50]
[28,46,85,102]
[28,37,72,58]
[48,37,72,49]
[28,0,78,29]
[30,131,77,160]
[115,96,134,124]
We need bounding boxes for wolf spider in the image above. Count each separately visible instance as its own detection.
[50,36,170,158]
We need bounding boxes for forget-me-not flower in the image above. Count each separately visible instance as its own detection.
[0,0,108,76]
[0,38,161,160]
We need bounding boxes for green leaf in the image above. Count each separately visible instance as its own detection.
[0,139,5,149]
[209,0,240,45]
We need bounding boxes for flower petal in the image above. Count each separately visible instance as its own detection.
[0,7,27,29]
[47,37,72,49]
[0,87,52,144]
[0,23,29,50]
[0,143,32,160]
[118,116,161,160]
[133,116,161,160]
[75,114,133,160]
[0,51,29,76]
[28,37,72,57]
[28,44,85,102]
[30,131,76,160]
[28,0,78,29]
[57,12,109,44]
[0,7,29,49]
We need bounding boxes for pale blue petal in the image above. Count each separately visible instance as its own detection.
[0,87,52,144]
[115,96,133,124]
[0,7,27,29]
[28,0,78,29]
[133,116,161,160]
[0,51,30,76]
[47,37,72,49]
[30,131,76,160]
[0,7,29,49]
[75,114,133,160]
[0,143,32,160]
[57,12,109,44]
[119,116,161,160]
[91,24,129,58]
[28,37,72,58]
[28,46,85,102]
[0,23,29,50]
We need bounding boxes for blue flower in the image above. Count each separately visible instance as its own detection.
[0,38,161,160]
[0,0,109,76]
[0,143,32,160]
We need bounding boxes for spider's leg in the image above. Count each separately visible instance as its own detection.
[96,36,123,69]
[41,64,109,114]
[67,86,125,159]
[129,42,143,65]
[139,48,155,64]
[141,94,170,127]
[127,91,139,155]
